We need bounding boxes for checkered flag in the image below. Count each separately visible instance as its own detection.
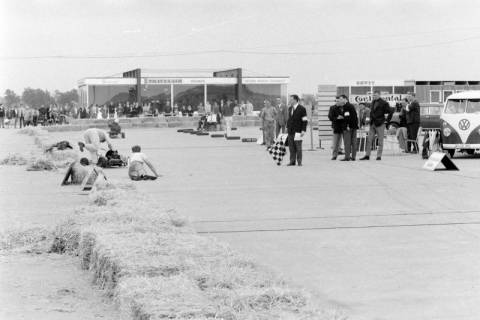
[267,141,286,166]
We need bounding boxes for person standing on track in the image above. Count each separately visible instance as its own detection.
[360,91,393,161]
[340,95,359,161]
[286,94,308,166]
[328,96,345,160]
[274,97,288,137]
[405,93,421,153]
[260,100,277,147]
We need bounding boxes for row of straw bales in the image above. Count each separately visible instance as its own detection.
[1,126,345,319]
[0,126,79,170]
[50,180,343,319]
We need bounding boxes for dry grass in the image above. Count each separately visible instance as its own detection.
[0,227,53,253]
[27,157,57,171]
[17,125,79,169]
[0,153,28,165]
[10,126,345,319]
[50,181,342,320]
[18,126,49,136]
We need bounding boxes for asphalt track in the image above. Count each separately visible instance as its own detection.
[2,127,480,320]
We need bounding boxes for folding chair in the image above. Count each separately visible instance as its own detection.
[406,126,422,153]
[80,167,107,192]
[357,128,379,153]
[427,129,442,156]
[357,129,368,153]
[384,134,401,155]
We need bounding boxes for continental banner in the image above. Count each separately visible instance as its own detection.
[350,94,407,104]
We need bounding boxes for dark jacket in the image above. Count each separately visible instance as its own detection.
[406,100,421,124]
[359,106,371,127]
[399,108,407,127]
[328,104,346,133]
[343,102,359,130]
[370,98,393,127]
[287,104,307,135]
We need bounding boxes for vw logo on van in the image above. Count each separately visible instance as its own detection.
[459,119,470,131]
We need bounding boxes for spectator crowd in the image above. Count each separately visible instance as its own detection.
[76,99,258,120]
[0,103,73,128]
[328,91,421,161]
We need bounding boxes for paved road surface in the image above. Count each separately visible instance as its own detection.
[2,127,480,320]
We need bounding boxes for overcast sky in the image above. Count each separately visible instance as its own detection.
[2,0,480,95]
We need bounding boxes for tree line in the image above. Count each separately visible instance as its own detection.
[2,88,79,109]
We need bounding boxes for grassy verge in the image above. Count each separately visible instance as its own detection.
[0,126,79,170]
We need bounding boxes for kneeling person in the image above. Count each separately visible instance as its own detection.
[108,119,122,138]
[128,145,160,181]
[78,128,114,164]
[62,157,92,185]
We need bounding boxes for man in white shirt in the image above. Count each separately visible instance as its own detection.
[128,145,159,180]
[78,128,114,164]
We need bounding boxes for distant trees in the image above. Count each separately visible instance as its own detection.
[22,88,55,107]
[2,88,78,108]
[3,89,21,107]
[54,89,79,106]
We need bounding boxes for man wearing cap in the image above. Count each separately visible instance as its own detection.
[286,94,308,166]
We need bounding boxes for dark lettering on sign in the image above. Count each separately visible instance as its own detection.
[351,94,405,103]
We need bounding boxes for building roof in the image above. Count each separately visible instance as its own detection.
[446,90,480,100]
[78,76,289,86]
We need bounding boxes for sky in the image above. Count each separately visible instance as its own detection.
[2,0,480,95]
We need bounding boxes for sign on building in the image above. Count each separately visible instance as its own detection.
[350,94,407,104]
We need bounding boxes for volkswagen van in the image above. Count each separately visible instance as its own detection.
[441,91,480,157]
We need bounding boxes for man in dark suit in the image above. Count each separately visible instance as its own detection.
[406,93,421,153]
[286,94,308,166]
[328,97,345,160]
[339,95,359,161]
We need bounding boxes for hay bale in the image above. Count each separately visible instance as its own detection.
[50,179,343,320]
[117,276,217,319]
[49,219,81,254]
[0,153,28,165]
[18,126,48,136]
[48,149,79,162]
[27,157,56,171]
[34,136,50,149]
[0,227,51,251]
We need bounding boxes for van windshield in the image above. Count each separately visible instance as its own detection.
[445,99,466,114]
[445,99,480,114]
[466,99,480,114]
